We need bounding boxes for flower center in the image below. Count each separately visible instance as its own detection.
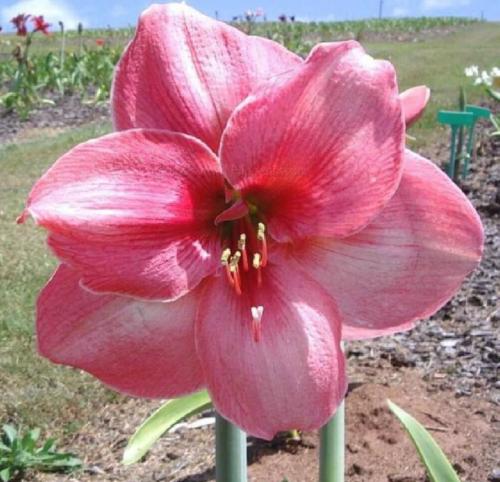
[220,220,268,296]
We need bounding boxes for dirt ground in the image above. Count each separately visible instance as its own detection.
[26,366,497,482]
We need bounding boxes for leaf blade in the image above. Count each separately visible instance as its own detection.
[387,399,461,482]
[123,390,212,466]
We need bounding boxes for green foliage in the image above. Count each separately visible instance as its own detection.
[0,45,121,118]
[387,400,461,482]
[0,424,81,481]
[0,16,480,118]
[123,391,212,465]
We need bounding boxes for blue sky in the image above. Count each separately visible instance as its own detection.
[1,0,498,30]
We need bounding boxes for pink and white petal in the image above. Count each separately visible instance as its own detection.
[23,129,225,300]
[220,41,404,242]
[37,265,205,398]
[292,150,483,340]
[195,257,347,440]
[112,3,301,152]
[400,86,430,127]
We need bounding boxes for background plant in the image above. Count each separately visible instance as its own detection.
[0,424,81,481]
[0,16,480,118]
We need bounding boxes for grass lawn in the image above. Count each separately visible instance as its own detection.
[0,21,498,436]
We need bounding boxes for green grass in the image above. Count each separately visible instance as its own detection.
[0,21,498,434]
[0,122,120,433]
[364,22,500,146]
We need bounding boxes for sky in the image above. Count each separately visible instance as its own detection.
[0,0,498,31]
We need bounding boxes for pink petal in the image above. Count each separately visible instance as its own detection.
[25,129,225,300]
[112,3,301,152]
[400,85,430,127]
[37,265,205,397]
[195,255,347,439]
[291,150,483,340]
[220,41,404,242]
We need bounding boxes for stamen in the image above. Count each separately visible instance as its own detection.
[252,253,263,286]
[221,248,233,286]
[229,251,242,295]
[238,234,249,271]
[257,222,268,267]
[251,306,264,342]
[220,248,231,265]
[229,251,242,270]
[257,222,266,239]
[232,266,242,295]
[252,252,261,269]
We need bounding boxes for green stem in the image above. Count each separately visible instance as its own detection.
[319,400,345,482]
[215,413,247,482]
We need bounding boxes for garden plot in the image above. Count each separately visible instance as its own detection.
[0,17,498,482]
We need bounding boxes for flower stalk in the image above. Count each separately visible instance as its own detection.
[319,400,345,482]
[215,413,247,482]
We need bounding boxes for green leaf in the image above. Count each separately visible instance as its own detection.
[486,87,500,101]
[387,400,461,482]
[39,438,56,454]
[123,390,212,466]
[1,426,17,446]
[0,467,11,482]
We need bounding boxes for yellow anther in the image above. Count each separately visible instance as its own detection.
[229,251,241,272]
[257,222,266,240]
[220,248,231,265]
[252,252,262,269]
[238,233,247,250]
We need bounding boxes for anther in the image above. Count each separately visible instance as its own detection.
[257,222,266,240]
[252,253,263,286]
[251,306,264,342]
[238,233,246,250]
[229,251,242,295]
[229,251,242,271]
[221,248,234,286]
[220,248,231,265]
[257,223,268,267]
[238,234,249,271]
[252,252,261,269]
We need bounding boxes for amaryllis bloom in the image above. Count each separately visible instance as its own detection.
[32,15,51,35]
[11,13,30,36]
[20,4,483,439]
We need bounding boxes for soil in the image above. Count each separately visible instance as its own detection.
[6,103,500,482]
[0,95,109,146]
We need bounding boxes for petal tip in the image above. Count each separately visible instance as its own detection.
[16,208,28,224]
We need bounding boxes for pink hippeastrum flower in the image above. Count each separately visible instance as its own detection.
[11,13,30,36]
[20,4,483,439]
[32,15,51,35]
[400,85,431,127]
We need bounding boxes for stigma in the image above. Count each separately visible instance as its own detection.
[251,306,264,342]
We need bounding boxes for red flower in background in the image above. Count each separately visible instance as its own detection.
[11,13,30,36]
[95,38,105,46]
[32,15,50,35]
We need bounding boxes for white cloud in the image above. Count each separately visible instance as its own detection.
[111,4,127,18]
[422,0,471,10]
[1,0,85,30]
[392,6,409,16]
